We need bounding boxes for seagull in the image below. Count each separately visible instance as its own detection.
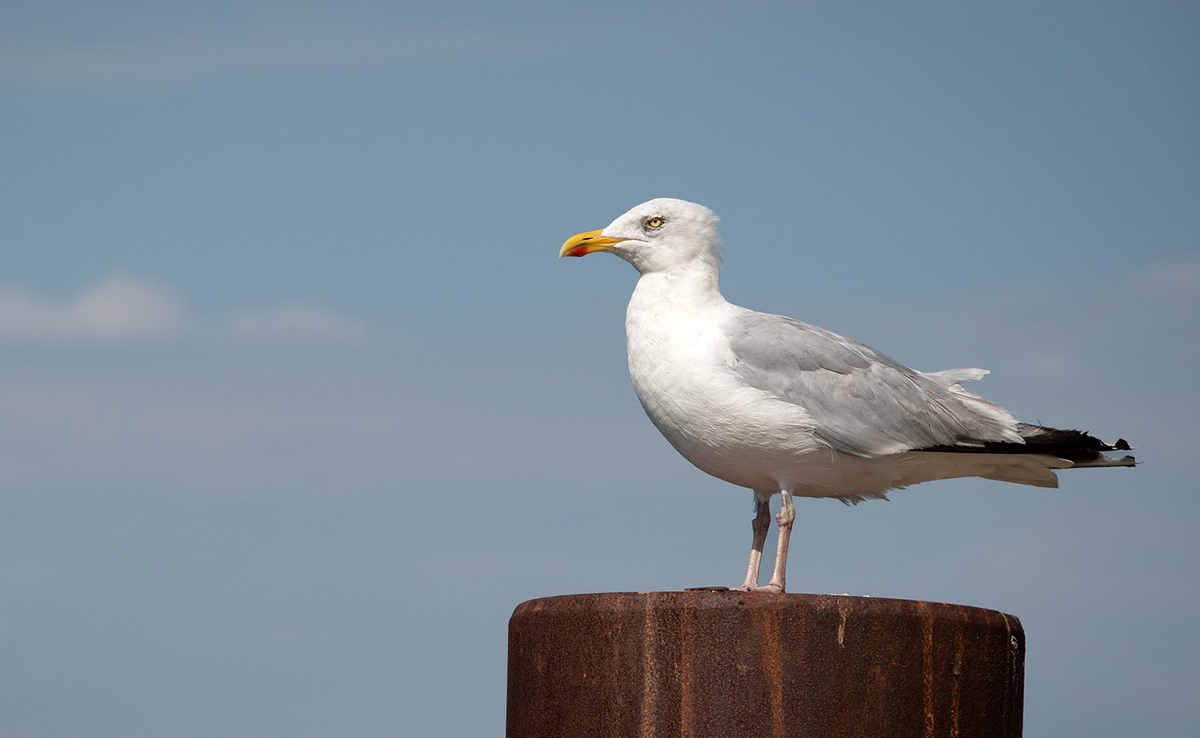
[560,198,1134,593]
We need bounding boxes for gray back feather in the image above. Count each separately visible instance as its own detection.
[726,312,1017,456]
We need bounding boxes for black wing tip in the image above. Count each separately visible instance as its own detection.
[918,425,1136,465]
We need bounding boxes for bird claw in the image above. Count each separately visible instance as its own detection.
[732,583,785,594]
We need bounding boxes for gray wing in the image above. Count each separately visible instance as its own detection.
[726,311,1021,457]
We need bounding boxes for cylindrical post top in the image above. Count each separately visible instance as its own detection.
[507,591,1024,738]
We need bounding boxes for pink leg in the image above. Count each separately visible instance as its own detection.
[737,492,772,590]
[762,491,795,593]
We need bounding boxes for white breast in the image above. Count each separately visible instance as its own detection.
[624,271,824,492]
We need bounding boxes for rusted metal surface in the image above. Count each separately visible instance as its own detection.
[507,591,1023,738]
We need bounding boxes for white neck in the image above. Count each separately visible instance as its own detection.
[626,262,727,347]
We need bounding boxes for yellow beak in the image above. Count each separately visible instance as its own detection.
[560,229,626,258]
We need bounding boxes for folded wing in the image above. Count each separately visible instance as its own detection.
[725,311,1023,457]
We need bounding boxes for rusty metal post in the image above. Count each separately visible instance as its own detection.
[507,591,1023,738]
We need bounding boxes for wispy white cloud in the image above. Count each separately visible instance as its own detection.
[0,20,522,89]
[229,305,367,341]
[1134,254,1200,294]
[0,274,366,343]
[0,274,184,340]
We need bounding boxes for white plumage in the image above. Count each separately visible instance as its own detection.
[561,198,1133,592]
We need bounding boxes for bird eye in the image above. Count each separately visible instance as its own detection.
[644,216,665,230]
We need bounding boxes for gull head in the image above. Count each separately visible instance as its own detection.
[560,198,722,274]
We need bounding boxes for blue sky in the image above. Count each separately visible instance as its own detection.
[1,2,1197,736]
